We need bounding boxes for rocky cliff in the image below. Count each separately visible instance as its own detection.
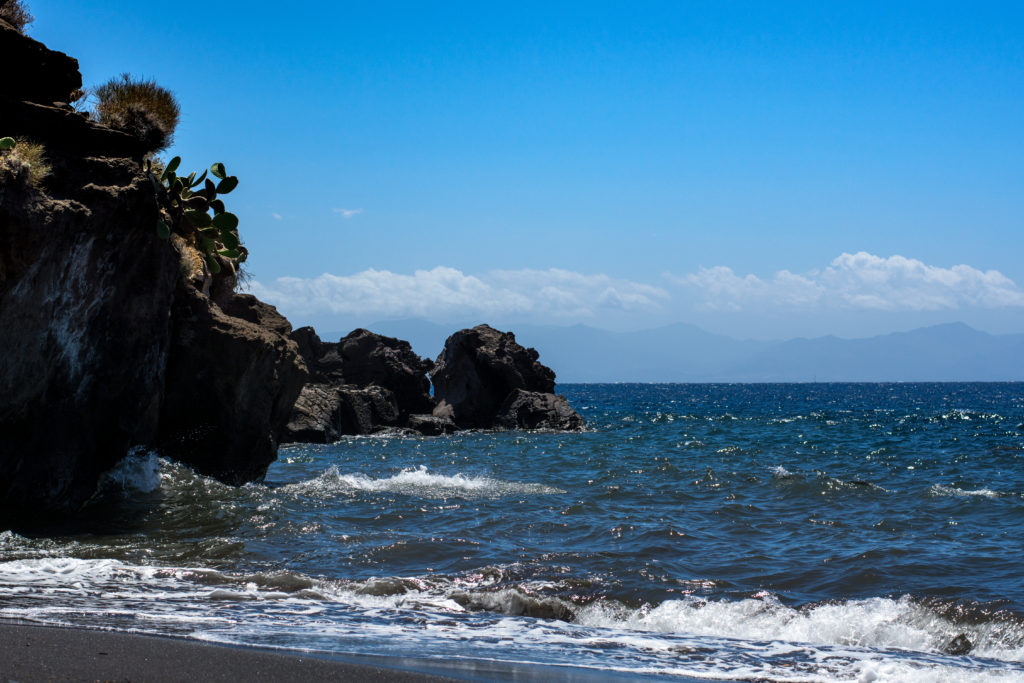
[0,21,306,522]
[0,22,582,523]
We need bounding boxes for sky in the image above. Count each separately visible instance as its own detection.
[31,1,1024,340]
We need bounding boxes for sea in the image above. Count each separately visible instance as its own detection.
[1,383,1023,682]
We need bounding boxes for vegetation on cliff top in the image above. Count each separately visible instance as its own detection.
[94,74,181,155]
[0,0,32,32]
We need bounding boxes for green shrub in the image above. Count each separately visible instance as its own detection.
[0,0,33,33]
[94,74,180,154]
[0,136,50,189]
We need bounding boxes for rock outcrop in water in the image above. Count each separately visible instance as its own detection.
[282,324,583,440]
[431,325,583,430]
[281,327,435,442]
[0,21,306,520]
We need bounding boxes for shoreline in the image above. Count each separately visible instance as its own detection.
[0,622,711,682]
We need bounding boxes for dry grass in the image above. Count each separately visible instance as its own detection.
[0,138,50,189]
[0,0,33,33]
[94,74,180,154]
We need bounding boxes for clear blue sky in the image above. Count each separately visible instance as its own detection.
[32,1,1024,339]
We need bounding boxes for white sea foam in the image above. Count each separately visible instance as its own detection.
[2,557,1023,682]
[771,465,797,478]
[930,484,1006,499]
[576,594,1024,663]
[96,447,162,493]
[282,465,564,499]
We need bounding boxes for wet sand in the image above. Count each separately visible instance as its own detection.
[0,623,462,682]
[0,622,707,682]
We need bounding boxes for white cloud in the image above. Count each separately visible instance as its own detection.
[332,208,363,219]
[671,252,1024,312]
[248,267,667,320]
[271,213,282,220]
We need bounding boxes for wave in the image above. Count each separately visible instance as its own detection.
[96,448,162,494]
[2,557,1023,681]
[930,484,1013,499]
[281,465,565,499]
[576,594,1024,662]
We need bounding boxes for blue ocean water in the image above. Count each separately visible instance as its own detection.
[1,383,1023,681]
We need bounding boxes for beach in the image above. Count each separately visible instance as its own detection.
[0,622,466,682]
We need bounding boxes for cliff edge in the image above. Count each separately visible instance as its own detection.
[0,21,307,522]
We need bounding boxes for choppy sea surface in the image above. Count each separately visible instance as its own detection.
[2,383,1024,681]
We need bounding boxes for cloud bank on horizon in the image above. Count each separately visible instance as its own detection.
[248,252,1024,328]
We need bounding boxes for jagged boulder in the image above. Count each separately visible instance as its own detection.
[282,384,400,443]
[495,390,585,431]
[407,414,458,436]
[283,327,434,440]
[337,328,434,418]
[430,324,569,428]
[290,326,344,384]
[157,288,308,485]
[1,18,81,105]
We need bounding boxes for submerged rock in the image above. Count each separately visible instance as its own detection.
[407,414,458,436]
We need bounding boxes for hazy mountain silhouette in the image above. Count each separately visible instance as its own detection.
[355,320,1024,382]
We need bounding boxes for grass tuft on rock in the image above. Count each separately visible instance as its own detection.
[94,74,180,154]
[0,0,33,33]
[0,138,50,189]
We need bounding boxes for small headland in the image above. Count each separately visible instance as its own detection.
[0,21,581,526]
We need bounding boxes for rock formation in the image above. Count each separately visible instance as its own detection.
[0,22,306,521]
[431,324,583,430]
[495,389,585,431]
[281,328,434,442]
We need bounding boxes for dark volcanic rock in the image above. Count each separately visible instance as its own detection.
[495,390,585,431]
[407,414,458,436]
[0,148,179,520]
[430,324,561,428]
[2,98,146,160]
[337,329,434,418]
[282,384,400,442]
[1,19,81,105]
[158,288,307,485]
[0,27,311,520]
[290,326,344,384]
[283,327,434,440]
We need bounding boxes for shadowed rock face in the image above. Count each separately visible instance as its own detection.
[0,18,80,105]
[430,324,560,429]
[157,289,307,485]
[0,24,308,521]
[0,151,179,519]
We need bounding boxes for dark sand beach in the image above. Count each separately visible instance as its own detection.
[0,623,465,682]
[0,622,707,682]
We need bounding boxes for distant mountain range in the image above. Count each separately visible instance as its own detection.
[323,320,1024,383]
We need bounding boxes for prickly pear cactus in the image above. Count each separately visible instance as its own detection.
[149,156,247,279]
